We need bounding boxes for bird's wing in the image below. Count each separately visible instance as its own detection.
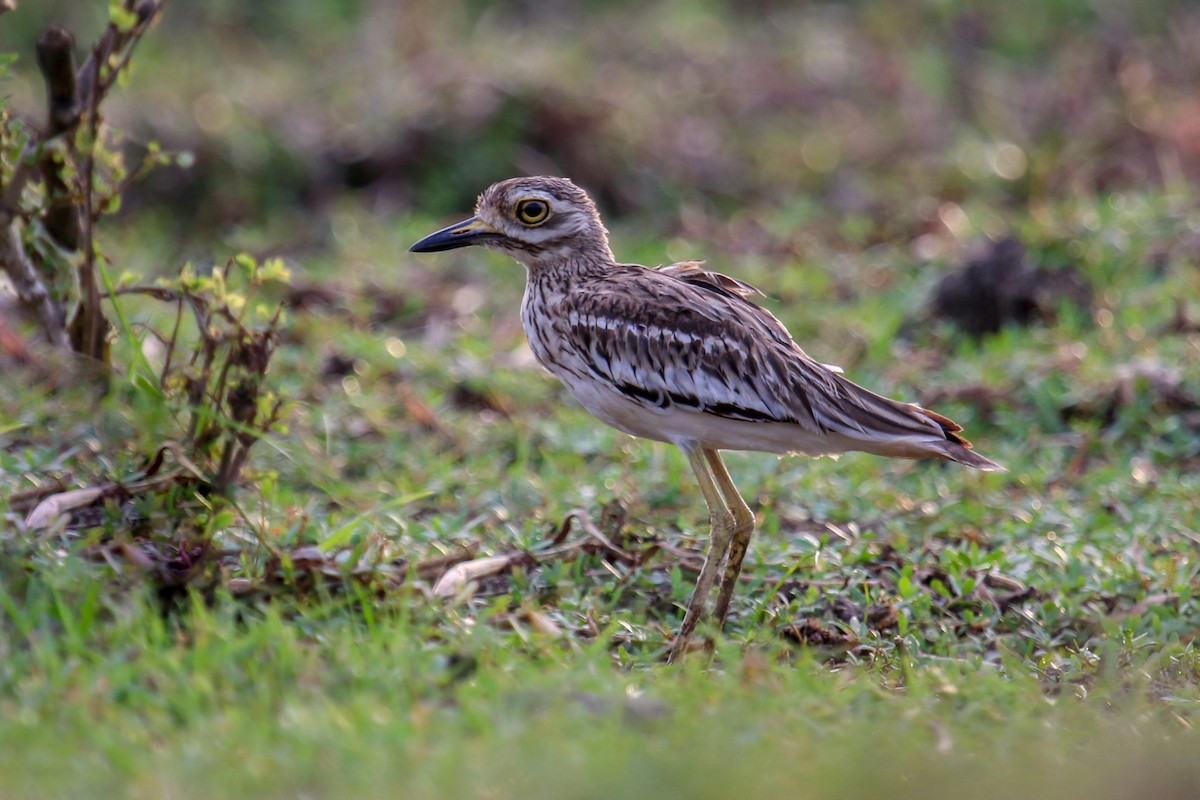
[561,264,957,443]
[653,260,762,300]
[653,260,845,373]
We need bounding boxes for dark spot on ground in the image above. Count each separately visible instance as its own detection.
[778,618,856,650]
[928,236,1093,337]
[320,352,357,380]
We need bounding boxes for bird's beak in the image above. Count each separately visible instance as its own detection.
[409,216,501,253]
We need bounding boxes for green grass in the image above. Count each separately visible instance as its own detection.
[4,0,1200,796]
[1,570,1199,799]
[4,190,1199,796]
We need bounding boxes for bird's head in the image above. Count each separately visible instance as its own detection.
[409,176,613,270]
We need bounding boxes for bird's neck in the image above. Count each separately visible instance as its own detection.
[517,243,617,283]
[521,252,613,317]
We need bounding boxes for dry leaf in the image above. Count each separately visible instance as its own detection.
[524,608,563,636]
[24,486,107,529]
[288,546,327,569]
[432,553,519,598]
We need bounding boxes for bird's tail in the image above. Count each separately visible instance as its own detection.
[799,368,1005,471]
[918,407,1006,472]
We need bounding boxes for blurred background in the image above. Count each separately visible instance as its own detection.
[3,0,1198,261]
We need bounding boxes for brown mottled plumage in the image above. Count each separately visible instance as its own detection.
[411,176,1002,661]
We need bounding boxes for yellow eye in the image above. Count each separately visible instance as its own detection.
[515,198,550,226]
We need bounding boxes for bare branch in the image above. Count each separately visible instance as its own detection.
[0,0,167,352]
[76,0,165,108]
[36,25,82,250]
[36,26,80,134]
[0,222,70,347]
[72,48,105,360]
[68,0,166,359]
[0,141,62,342]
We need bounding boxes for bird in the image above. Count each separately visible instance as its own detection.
[410,176,1002,661]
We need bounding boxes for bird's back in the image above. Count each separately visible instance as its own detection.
[523,259,1001,471]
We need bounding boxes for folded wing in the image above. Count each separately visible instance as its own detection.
[561,262,975,450]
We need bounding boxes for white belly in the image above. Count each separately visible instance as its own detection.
[552,366,851,457]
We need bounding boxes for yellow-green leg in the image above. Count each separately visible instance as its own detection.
[706,449,756,625]
[667,445,736,663]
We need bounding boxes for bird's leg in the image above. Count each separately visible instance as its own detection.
[667,445,736,662]
[706,449,756,627]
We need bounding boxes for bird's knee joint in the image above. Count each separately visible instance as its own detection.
[732,510,754,535]
[709,510,736,535]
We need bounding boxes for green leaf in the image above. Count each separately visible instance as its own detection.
[319,492,432,552]
[258,257,292,284]
[205,509,238,535]
[234,253,257,280]
[108,0,139,32]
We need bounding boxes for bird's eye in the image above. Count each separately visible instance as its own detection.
[515,198,550,226]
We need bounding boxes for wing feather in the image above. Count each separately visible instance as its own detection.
[558,263,951,444]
